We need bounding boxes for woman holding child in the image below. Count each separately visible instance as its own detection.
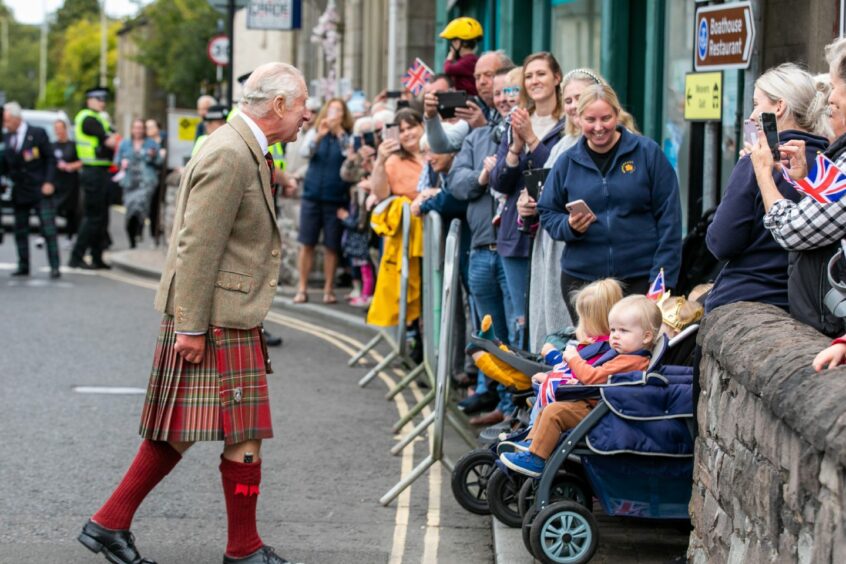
[537,83,682,321]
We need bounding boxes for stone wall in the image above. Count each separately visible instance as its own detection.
[689,302,846,563]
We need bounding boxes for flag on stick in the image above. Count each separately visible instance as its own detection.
[781,153,846,203]
[401,58,434,97]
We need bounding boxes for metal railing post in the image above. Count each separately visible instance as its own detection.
[380,220,461,506]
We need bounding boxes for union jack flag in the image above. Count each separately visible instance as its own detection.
[401,58,434,97]
[782,153,846,203]
[609,498,651,517]
[537,367,580,409]
[646,269,666,303]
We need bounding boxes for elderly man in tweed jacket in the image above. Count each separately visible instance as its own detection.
[78,62,312,564]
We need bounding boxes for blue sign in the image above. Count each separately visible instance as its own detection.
[697,18,709,60]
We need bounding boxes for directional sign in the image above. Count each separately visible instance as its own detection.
[694,1,755,71]
[684,72,722,121]
[207,34,230,67]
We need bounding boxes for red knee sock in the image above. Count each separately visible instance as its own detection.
[220,456,264,558]
[92,440,182,530]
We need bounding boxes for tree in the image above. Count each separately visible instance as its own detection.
[135,0,219,107]
[0,4,41,107]
[41,17,119,112]
[53,0,99,34]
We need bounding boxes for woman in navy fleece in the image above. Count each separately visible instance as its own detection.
[537,84,682,321]
[705,63,830,313]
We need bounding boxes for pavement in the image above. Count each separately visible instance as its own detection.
[107,246,692,564]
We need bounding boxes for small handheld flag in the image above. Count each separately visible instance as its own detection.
[646,269,666,303]
[781,153,846,203]
[401,58,434,97]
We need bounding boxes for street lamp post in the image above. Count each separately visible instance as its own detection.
[100,0,107,87]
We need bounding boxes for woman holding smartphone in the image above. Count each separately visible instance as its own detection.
[490,51,566,347]
[704,63,829,315]
[537,83,682,321]
[371,109,425,201]
[294,97,354,304]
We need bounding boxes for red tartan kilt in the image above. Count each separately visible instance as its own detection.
[139,316,273,445]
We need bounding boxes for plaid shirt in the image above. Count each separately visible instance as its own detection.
[762,152,846,251]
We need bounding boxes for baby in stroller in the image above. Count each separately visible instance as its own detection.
[500,295,663,478]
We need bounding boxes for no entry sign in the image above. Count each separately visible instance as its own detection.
[694,1,755,71]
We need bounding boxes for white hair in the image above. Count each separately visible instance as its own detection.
[371,109,395,129]
[197,94,217,108]
[3,101,22,118]
[756,63,830,138]
[479,49,514,69]
[239,62,305,117]
[826,38,846,83]
[353,116,376,135]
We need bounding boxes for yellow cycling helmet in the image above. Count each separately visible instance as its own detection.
[439,16,483,41]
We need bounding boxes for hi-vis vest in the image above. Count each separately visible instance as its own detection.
[191,134,208,158]
[74,109,112,166]
[227,107,286,172]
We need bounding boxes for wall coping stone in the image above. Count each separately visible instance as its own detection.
[700,302,846,468]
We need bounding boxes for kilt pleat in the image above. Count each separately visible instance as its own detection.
[139,316,273,445]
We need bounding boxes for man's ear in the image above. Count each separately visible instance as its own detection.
[274,96,286,118]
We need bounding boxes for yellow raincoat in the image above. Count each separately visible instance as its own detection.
[366,196,424,327]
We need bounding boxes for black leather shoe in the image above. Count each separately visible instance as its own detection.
[223,545,294,563]
[10,267,29,277]
[457,390,499,415]
[91,260,112,270]
[50,268,61,279]
[263,330,283,347]
[77,520,156,564]
[68,258,93,270]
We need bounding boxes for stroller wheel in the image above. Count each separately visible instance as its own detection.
[521,506,539,557]
[530,501,599,564]
[450,448,497,515]
[487,468,525,528]
[518,475,593,517]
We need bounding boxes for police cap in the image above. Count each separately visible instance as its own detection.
[204,105,229,122]
[237,71,252,85]
[85,87,109,100]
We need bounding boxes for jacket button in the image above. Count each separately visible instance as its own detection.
[271,249,279,257]
[269,279,277,287]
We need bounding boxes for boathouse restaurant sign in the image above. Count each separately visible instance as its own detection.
[694,1,756,71]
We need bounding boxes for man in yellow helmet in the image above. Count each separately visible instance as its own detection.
[439,16,483,96]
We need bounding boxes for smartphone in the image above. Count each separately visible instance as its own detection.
[565,199,595,218]
[383,124,400,145]
[436,90,468,119]
[522,168,550,201]
[362,131,377,147]
[759,112,780,160]
[396,100,411,110]
[386,90,403,99]
[743,119,759,148]
[353,135,363,152]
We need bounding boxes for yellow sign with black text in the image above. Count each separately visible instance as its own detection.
[177,116,201,141]
[684,72,722,121]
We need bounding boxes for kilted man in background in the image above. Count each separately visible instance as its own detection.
[77,62,312,564]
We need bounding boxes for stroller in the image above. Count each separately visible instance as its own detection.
[517,333,696,564]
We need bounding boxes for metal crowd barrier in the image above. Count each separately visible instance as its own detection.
[380,219,463,506]
[350,202,424,387]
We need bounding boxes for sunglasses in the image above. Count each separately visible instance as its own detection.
[502,87,521,96]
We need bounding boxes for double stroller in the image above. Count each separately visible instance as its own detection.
[451,326,698,564]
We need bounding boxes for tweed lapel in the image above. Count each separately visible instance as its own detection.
[228,114,275,218]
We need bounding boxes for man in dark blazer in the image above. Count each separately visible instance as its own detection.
[1,101,60,278]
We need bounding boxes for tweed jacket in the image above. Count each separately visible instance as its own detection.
[154,114,282,332]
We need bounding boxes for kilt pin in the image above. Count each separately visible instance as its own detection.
[139,316,274,445]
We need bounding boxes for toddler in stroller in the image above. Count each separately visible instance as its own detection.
[500,295,662,478]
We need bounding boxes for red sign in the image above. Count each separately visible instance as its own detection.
[207,34,230,67]
[694,1,755,71]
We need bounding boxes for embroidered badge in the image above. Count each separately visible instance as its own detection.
[621,161,635,174]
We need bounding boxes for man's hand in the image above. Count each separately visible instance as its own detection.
[41,182,55,196]
[175,333,206,364]
[423,92,440,120]
[104,135,118,150]
[282,176,298,197]
[454,100,486,129]
[517,188,537,218]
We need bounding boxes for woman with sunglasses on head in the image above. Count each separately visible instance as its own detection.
[490,52,567,349]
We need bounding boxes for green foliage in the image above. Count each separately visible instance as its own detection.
[136,0,220,107]
[0,14,40,107]
[53,0,100,34]
[41,18,119,112]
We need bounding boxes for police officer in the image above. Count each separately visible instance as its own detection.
[69,87,118,270]
[191,104,228,157]
[1,102,60,278]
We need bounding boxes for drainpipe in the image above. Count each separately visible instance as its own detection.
[387,0,397,90]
